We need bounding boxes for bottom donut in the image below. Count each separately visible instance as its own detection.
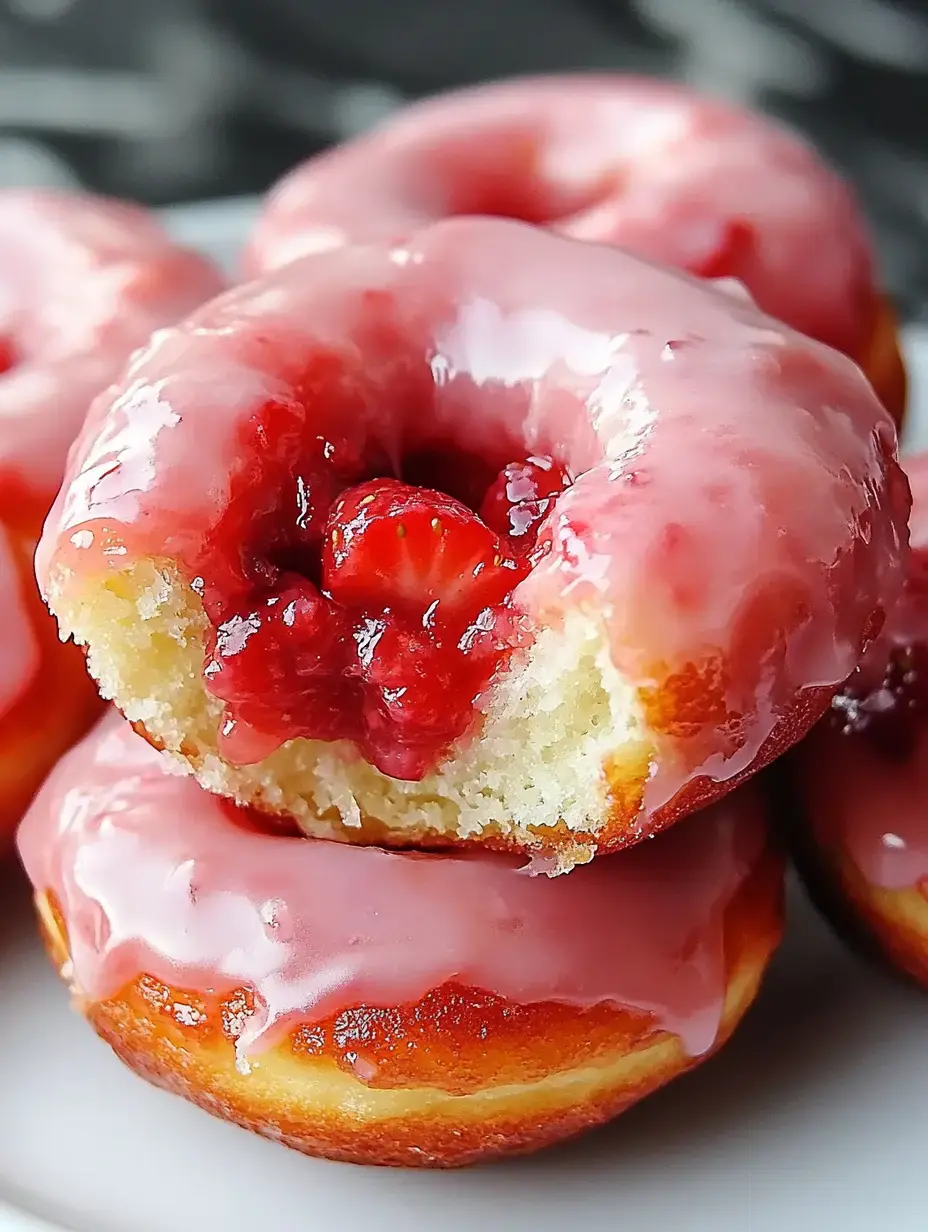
[18,716,784,1168]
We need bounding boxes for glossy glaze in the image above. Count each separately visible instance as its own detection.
[800,454,928,895]
[18,714,772,1061]
[247,75,876,362]
[39,218,908,810]
[0,190,223,526]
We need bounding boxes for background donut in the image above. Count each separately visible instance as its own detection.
[245,75,906,423]
[20,714,785,1168]
[790,453,928,988]
[0,189,224,846]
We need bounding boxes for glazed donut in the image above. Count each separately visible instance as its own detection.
[0,191,224,844]
[246,75,906,423]
[37,217,907,868]
[17,714,784,1167]
[792,453,928,987]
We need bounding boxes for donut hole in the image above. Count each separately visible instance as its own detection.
[400,444,506,512]
[448,178,574,228]
[413,131,612,229]
[194,389,574,781]
[441,170,607,230]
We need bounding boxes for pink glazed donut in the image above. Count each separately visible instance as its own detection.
[246,75,906,423]
[0,191,223,844]
[18,713,784,1167]
[36,218,907,868]
[793,453,928,988]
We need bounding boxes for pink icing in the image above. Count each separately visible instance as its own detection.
[798,454,928,896]
[246,75,875,360]
[17,714,775,1061]
[0,190,223,516]
[0,527,39,714]
[38,217,907,817]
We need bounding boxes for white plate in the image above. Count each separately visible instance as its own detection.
[1,205,927,1232]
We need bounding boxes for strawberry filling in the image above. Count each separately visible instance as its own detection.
[203,453,571,779]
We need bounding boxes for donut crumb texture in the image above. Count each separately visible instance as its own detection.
[49,560,654,864]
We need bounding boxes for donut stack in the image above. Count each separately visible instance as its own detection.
[8,76,922,1169]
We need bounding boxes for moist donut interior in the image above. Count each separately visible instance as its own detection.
[61,562,649,859]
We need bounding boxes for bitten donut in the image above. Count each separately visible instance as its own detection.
[247,74,906,422]
[792,453,928,987]
[18,714,784,1167]
[0,190,223,843]
[37,218,907,868]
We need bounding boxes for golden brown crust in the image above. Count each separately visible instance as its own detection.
[84,1000,732,1168]
[0,530,101,844]
[36,844,783,1166]
[610,684,834,856]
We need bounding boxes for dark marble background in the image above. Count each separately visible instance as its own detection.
[0,0,926,318]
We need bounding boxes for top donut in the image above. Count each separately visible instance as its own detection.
[37,216,908,869]
[246,75,905,420]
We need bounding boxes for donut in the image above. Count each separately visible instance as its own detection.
[0,190,224,844]
[17,713,784,1167]
[246,75,906,423]
[37,217,907,868]
[792,453,928,987]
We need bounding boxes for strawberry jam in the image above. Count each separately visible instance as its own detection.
[204,458,569,778]
[480,456,572,547]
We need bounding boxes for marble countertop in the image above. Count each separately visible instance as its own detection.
[0,0,925,318]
